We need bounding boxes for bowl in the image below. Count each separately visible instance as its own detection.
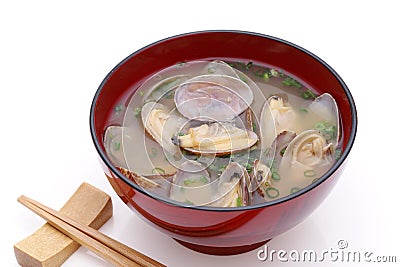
[90,30,357,255]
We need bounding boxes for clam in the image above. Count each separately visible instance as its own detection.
[117,167,174,199]
[172,121,258,155]
[259,95,297,151]
[308,93,340,148]
[279,130,335,190]
[174,74,253,121]
[141,102,187,155]
[169,160,213,206]
[249,131,296,193]
[117,167,161,189]
[250,160,273,199]
[103,125,129,169]
[210,162,250,207]
[104,125,177,176]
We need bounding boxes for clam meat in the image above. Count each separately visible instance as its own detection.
[172,121,258,155]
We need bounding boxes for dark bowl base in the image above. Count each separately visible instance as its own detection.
[173,238,271,255]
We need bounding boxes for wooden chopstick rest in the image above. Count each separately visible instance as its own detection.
[18,195,166,267]
[14,183,113,267]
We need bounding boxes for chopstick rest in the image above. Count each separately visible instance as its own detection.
[17,195,165,267]
[14,182,113,267]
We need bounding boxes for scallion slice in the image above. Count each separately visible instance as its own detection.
[265,187,279,198]
[304,170,317,177]
[152,167,165,175]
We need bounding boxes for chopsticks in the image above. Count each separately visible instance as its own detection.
[18,195,166,267]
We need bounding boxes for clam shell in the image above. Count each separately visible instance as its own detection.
[308,93,340,148]
[278,130,335,192]
[103,125,129,168]
[210,162,250,207]
[174,74,253,121]
[169,161,213,206]
[141,102,187,155]
[259,95,297,152]
[117,167,161,189]
[174,121,258,155]
[251,159,272,197]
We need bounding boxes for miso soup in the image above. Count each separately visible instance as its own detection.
[103,60,342,207]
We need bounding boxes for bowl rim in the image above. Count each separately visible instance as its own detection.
[90,30,357,211]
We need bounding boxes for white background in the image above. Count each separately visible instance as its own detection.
[1,0,399,266]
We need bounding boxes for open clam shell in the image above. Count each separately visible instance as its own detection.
[259,95,297,151]
[169,160,213,206]
[308,93,340,148]
[141,101,187,155]
[172,121,258,155]
[104,125,129,169]
[174,74,253,121]
[210,162,250,207]
[278,129,335,191]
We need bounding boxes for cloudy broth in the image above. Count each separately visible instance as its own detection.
[103,59,342,206]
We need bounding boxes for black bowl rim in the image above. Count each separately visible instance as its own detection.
[90,29,357,212]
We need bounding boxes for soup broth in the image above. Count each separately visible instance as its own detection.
[103,60,342,207]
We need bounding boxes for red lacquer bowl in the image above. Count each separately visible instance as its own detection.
[90,31,357,255]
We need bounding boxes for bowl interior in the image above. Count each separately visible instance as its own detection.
[90,30,357,209]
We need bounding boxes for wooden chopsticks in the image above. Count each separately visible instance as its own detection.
[18,195,166,267]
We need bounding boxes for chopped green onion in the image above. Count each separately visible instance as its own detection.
[271,171,281,181]
[252,122,257,132]
[183,176,208,186]
[304,169,317,177]
[315,122,326,131]
[301,89,317,100]
[208,67,216,73]
[270,69,279,77]
[282,77,302,88]
[290,187,301,194]
[150,147,157,158]
[314,122,336,141]
[152,167,165,175]
[183,180,193,186]
[265,187,280,198]
[208,163,218,172]
[114,142,121,151]
[139,91,144,97]
[236,197,243,207]
[218,165,227,172]
[184,199,194,205]
[262,72,270,81]
[245,61,253,69]
[280,147,287,156]
[163,90,174,99]
[114,104,123,112]
[244,163,253,173]
[199,176,208,184]
[334,148,342,160]
[134,107,141,117]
